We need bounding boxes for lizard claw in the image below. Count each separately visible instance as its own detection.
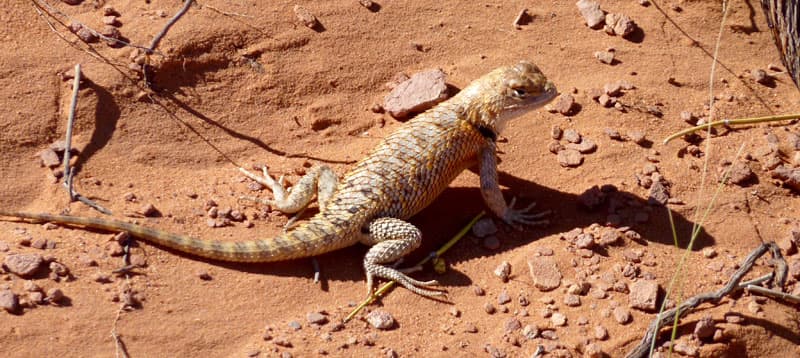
[365,263,444,298]
[502,197,550,228]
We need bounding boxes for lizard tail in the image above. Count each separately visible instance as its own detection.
[0,211,353,263]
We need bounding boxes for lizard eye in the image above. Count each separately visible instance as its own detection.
[512,88,527,98]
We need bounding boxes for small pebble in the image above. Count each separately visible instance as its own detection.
[557,149,583,167]
[288,321,302,330]
[504,317,522,333]
[613,306,632,324]
[293,5,319,29]
[594,51,615,64]
[138,203,160,217]
[604,13,637,37]
[528,256,562,291]
[29,291,45,305]
[307,311,328,325]
[40,148,61,168]
[522,324,538,339]
[551,125,563,140]
[0,289,19,312]
[472,218,498,238]
[604,82,622,97]
[366,310,395,329]
[629,280,659,311]
[540,329,557,340]
[576,0,605,29]
[273,337,292,348]
[551,312,567,326]
[473,285,485,296]
[594,325,608,340]
[563,294,581,307]
[196,270,212,281]
[672,341,698,356]
[552,94,575,115]
[483,302,496,314]
[93,273,112,283]
[102,15,119,26]
[449,307,460,317]
[23,281,41,292]
[102,6,118,16]
[604,128,621,140]
[46,288,64,304]
[694,315,715,339]
[565,139,597,154]
[598,94,615,107]
[584,343,604,358]
[31,238,48,250]
[49,261,69,277]
[752,69,770,85]
[563,129,581,143]
[494,261,511,282]
[627,130,646,145]
[100,26,122,46]
[575,233,595,249]
[497,289,511,304]
[680,110,696,124]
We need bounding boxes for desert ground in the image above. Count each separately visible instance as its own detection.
[1,0,799,357]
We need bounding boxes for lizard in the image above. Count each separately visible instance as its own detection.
[0,61,557,297]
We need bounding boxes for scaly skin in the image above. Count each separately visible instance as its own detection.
[0,61,557,297]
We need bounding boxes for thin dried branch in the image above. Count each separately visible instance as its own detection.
[627,242,788,358]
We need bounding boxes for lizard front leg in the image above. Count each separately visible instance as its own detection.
[361,217,443,297]
[240,165,338,213]
[478,143,550,226]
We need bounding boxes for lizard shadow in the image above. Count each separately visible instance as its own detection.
[193,169,714,291]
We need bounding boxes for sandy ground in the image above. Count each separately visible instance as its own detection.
[1,0,799,357]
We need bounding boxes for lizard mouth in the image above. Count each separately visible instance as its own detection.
[530,82,558,108]
[507,82,558,111]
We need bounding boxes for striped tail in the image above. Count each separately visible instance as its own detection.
[0,211,355,263]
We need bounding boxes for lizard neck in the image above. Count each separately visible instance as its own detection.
[452,83,504,138]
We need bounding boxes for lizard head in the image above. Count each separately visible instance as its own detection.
[460,61,557,135]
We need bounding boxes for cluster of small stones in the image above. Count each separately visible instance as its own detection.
[690,128,800,191]
[37,139,79,183]
[633,163,673,207]
[65,5,124,47]
[575,181,671,228]
[576,0,638,38]
[0,239,70,313]
[462,219,685,357]
[587,80,637,113]
[548,126,598,168]
[203,199,250,228]
[255,307,413,357]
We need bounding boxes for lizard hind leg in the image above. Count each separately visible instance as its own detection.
[239,165,338,214]
[362,217,444,298]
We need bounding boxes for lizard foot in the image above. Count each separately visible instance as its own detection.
[502,197,551,227]
[365,263,444,298]
[238,166,289,203]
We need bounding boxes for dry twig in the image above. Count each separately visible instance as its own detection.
[147,0,194,53]
[627,242,788,358]
[62,64,112,214]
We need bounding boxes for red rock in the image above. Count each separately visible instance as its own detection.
[383,69,449,120]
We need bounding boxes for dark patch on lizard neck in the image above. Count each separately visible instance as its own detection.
[475,124,497,142]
